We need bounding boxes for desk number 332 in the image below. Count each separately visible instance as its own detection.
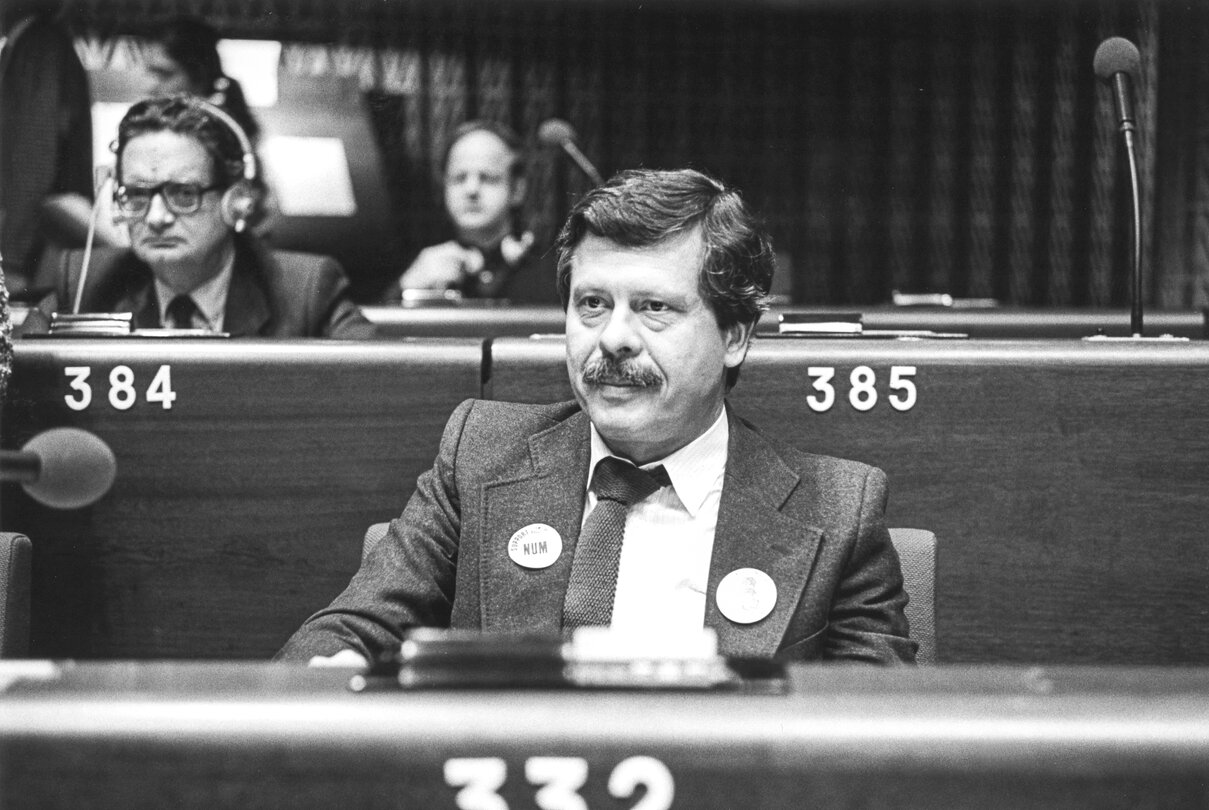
[63,365,176,411]
[445,756,674,810]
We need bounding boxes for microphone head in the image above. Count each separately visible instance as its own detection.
[1094,37,1140,81]
[538,118,578,147]
[21,427,117,509]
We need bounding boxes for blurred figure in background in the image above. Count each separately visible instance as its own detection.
[143,16,260,144]
[0,0,94,299]
[396,120,556,304]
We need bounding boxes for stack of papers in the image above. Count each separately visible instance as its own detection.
[49,313,133,336]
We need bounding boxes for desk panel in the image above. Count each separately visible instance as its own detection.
[365,305,1206,339]
[0,340,483,659]
[3,662,1209,808]
[488,337,1209,664]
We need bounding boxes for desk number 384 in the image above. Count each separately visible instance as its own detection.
[805,365,917,412]
[63,365,176,411]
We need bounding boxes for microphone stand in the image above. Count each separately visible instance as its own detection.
[1117,88,1143,337]
[1125,131,1142,337]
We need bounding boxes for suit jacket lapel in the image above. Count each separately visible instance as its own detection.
[127,283,161,330]
[479,411,591,634]
[89,253,159,329]
[222,244,271,336]
[705,408,823,657]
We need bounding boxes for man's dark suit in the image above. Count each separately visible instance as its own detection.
[279,399,916,664]
[27,237,372,338]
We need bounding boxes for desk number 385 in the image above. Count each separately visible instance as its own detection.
[63,365,176,411]
[445,755,674,810]
[805,365,917,412]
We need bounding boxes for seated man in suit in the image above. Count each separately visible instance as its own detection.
[280,168,914,665]
[24,96,371,338]
[394,120,556,304]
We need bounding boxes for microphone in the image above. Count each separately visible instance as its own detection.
[1093,37,1144,337]
[74,167,113,314]
[538,119,604,186]
[1093,37,1140,134]
[0,428,117,509]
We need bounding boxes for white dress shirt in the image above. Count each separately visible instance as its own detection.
[154,257,234,332]
[585,408,729,635]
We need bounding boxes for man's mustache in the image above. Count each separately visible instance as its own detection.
[580,356,663,387]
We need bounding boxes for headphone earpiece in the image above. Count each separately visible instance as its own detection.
[501,231,535,266]
[209,77,230,109]
[187,97,259,232]
[220,181,260,233]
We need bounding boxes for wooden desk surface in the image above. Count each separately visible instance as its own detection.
[489,337,1209,665]
[364,304,1206,339]
[1,339,484,659]
[3,661,1209,809]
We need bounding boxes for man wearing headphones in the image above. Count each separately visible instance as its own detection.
[394,120,557,304]
[26,96,371,338]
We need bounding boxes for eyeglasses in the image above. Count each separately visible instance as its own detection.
[113,182,224,217]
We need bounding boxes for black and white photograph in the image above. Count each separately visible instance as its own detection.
[2,0,1208,806]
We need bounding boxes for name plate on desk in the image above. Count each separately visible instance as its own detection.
[352,628,786,694]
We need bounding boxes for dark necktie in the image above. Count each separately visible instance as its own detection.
[562,457,671,630]
[165,295,199,329]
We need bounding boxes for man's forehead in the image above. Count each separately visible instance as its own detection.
[121,131,213,179]
[571,230,704,271]
[447,131,515,170]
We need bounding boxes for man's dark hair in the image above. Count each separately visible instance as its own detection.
[115,95,246,189]
[556,167,775,333]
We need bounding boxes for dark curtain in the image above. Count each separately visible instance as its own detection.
[66,0,1198,308]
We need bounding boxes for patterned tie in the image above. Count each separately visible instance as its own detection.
[165,295,199,329]
[562,457,671,630]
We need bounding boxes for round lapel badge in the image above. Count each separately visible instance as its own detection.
[507,523,562,569]
[716,568,777,624]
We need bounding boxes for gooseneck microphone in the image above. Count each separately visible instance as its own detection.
[1094,37,1144,336]
[538,119,604,186]
[73,169,113,315]
[47,169,135,335]
[0,427,117,509]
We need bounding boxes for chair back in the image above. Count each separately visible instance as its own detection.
[889,528,938,664]
[0,532,32,657]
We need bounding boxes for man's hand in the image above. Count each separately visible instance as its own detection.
[399,241,484,291]
[307,649,369,669]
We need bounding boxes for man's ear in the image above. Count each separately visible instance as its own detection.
[723,319,756,369]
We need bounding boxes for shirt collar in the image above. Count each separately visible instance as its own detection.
[587,406,729,518]
[154,253,235,332]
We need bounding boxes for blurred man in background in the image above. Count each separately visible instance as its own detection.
[396,120,556,304]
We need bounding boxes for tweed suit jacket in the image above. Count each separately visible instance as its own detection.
[27,238,372,338]
[279,399,916,664]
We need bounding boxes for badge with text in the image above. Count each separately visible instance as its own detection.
[716,568,777,624]
[507,523,562,569]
